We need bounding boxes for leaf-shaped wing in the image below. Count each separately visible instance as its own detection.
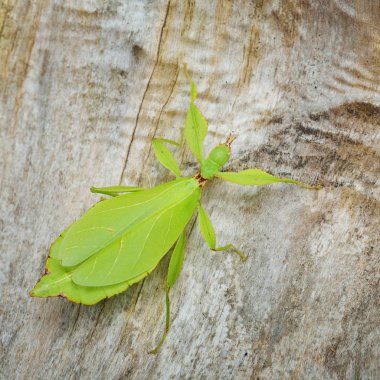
[72,185,199,286]
[216,169,320,188]
[31,177,200,303]
[152,139,181,177]
[56,178,199,267]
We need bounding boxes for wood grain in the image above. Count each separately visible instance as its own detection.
[1,1,379,379]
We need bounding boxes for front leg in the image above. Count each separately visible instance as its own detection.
[90,186,144,197]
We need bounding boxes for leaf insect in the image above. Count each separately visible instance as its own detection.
[31,65,320,353]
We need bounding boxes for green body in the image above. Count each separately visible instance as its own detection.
[31,65,319,351]
[201,144,230,179]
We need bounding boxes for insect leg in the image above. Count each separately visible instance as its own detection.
[149,289,171,354]
[152,139,182,178]
[149,231,186,354]
[90,186,144,197]
[212,244,247,261]
[154,137,180,147]
[198,204,247,261]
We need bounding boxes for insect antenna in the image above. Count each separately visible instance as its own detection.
[225,133,237,148]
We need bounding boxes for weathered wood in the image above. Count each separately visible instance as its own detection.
[1,1,379,379]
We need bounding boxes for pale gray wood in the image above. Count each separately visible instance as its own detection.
[1,1,379,379]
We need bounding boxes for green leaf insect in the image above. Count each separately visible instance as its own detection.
[31,66,320,352]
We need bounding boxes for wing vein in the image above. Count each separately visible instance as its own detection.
[133,214,161,267]
[105,238,124,281]
[69,226,115,236]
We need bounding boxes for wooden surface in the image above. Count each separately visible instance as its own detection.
[1,1,379,379]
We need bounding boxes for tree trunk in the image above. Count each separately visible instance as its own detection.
[1,1,379,379]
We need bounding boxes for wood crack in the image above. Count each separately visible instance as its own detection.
[0,7,9,39]
[70,305,81,334]
[118,0,172,185]
[133,281,145,309]
[137,63,179,184]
